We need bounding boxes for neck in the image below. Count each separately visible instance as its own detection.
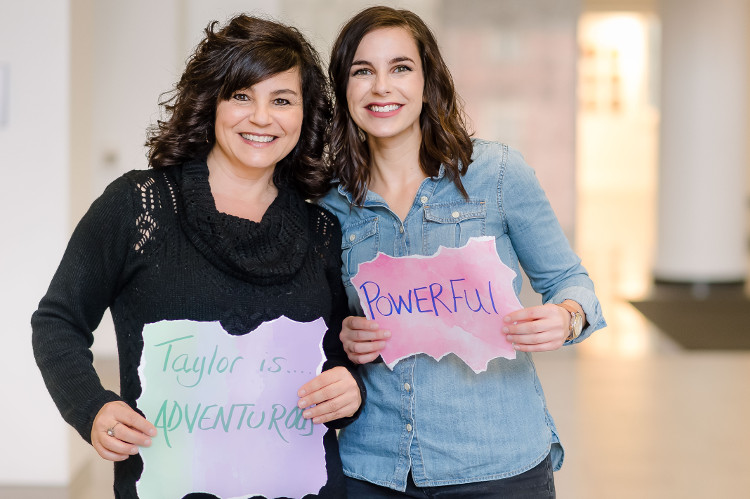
[365,131,427,221]
[206,152,278,221]
[367,128,425,192]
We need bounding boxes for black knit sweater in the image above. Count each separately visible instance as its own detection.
[31,160,362,499]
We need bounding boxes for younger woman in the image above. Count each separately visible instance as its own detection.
[320,6,605,497]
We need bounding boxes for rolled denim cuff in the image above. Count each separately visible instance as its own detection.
[549,285,606,344]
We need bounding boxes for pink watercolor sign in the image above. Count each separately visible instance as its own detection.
[136,317,328,499]
[351,236,522,372]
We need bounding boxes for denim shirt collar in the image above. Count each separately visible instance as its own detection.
[335,164,448,206]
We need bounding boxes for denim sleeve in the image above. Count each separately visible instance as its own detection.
[498,147,606,341]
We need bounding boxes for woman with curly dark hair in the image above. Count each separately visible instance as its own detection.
[32,14,362,498]
[319,6,605,497]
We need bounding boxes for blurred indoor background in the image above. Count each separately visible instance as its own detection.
[1,0,748,498]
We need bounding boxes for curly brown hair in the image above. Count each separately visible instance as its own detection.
[328,6,473,205]
[146,14,332,198]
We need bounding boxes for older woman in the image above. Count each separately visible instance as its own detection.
[32,14,362,498]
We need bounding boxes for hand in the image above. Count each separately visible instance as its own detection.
[503,304,571,352]
[340,315,390,364]
[297,366,361,424]
[91,401,157,461]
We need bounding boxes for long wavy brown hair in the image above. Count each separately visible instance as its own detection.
[146,14,332,198]
[328,6,473,205]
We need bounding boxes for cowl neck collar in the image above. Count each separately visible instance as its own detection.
[177,159,310,285]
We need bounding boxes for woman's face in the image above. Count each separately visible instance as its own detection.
[211,68,303,175]
[346,27,425,143]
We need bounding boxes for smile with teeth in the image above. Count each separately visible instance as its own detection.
[240,133,275,143]
[368,104,401,112]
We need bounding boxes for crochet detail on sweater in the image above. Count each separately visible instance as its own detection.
[132,172,179,253]
[133,177,159,253]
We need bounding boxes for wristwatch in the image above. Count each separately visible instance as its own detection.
[561,305,584,341]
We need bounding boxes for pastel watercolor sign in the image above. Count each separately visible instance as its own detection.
[351,236,523,373]
[136,317,328,499]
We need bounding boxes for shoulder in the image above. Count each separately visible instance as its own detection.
[316,183,350,219]
[466,139,535,182]
[84,170,148,217]
[306,199,339,227]
[121,167,178,193]
[95,168,169,203]
[304,200,343,261]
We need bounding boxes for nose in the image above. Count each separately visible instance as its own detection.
[249,101,272,126]
[372,72,391,96]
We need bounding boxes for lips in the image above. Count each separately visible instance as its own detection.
[240,133,275,143]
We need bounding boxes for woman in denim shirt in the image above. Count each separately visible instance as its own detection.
[319,6,606,498]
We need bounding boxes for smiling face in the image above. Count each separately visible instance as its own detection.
[346,27,425,145]
[209,68,303,176]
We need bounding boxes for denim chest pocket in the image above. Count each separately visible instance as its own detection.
[423,201,486,254]
[341,217,380,286]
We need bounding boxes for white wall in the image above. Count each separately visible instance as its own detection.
[0,0,72,485]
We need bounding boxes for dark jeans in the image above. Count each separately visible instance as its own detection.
[346,455,555,498]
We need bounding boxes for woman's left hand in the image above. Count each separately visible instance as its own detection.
[297,366,361,424]
[503,304,571,352]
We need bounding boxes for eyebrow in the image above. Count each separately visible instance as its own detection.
[351,56,416,67]
[270,88,300,96]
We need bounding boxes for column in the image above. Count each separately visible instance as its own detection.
[655,0,748,283]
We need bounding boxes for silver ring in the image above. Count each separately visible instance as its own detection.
[106,422,120,437]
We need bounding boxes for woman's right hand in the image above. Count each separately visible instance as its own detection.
[91,401,157,461]
[340,316,390,364]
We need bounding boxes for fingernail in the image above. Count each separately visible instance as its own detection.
[303,411,311,419]
[503,326,509,333]
[504,316,511,322]
[370,323,379,330]
[148,428,157,437]
[298,389,306,397]
[130,447,139,455]
[383,330,391,338]
[298,399,307,408]
[143,439,152,446]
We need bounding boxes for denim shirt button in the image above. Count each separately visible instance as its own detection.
[451,211,460,218]
[406,423,413,432]
[420,195,428,204]
[349,234,356,242]
[404,383,411,391]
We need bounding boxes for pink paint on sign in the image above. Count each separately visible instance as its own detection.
[351,236,522,372]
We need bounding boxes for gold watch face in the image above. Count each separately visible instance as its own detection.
[572,311,583,337]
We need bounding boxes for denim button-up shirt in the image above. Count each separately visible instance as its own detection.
[319,140,606,491]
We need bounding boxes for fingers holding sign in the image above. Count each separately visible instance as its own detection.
[91,401,157,461]
[503,304,571,352]
[297,366,362,424]
[340,315,390,364]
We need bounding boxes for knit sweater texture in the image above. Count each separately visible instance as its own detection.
[31,159,361,499]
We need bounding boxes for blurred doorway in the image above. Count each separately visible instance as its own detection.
[575,13,672,357]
